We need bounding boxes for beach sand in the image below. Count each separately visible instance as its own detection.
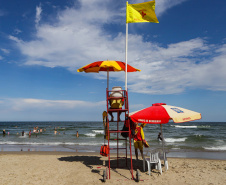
[0,152,225,185]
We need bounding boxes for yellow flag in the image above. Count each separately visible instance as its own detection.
[126,0,159,23]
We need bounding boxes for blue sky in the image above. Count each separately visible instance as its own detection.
[0,0,225,122]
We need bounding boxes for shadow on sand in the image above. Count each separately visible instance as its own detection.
[58,155,103,168]
[58,155,147,181]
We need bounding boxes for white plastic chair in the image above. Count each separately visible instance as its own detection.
[158,148,169,171]
[143,150,162,175]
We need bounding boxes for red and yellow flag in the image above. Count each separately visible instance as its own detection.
[126,0,159,23]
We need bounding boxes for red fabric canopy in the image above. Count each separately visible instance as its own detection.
[130,103,170,124]
[77,61,141,73]
[129,103,201,124]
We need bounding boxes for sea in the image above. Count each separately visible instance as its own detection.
[0,121,225,160]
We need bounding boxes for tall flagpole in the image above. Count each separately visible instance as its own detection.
[125,1,128,91]
[125,0,159,91]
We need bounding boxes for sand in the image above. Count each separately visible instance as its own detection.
[0,151,225,185]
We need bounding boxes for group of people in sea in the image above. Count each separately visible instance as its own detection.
[2,126,47,138]
[53,127,79,137]
[2,126,79,138]
[33,126,45,134]
[54,127,65,135]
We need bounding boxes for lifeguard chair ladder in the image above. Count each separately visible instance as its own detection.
[105,88,134,180]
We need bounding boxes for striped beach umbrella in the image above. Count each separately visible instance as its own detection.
[129,103,202,167]
[129,103,201,124]
[77,60,140,89]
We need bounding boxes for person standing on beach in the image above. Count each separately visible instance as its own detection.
[76,131,79,137]
[133,122,145,160]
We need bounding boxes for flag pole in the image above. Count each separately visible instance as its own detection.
[125,1,128,91]
[125,0,159,91]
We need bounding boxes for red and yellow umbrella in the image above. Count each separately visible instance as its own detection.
[77,60,140,73]
[77,60,140,88]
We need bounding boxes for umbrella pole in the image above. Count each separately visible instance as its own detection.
[160,124,166,167]
[107,69,109,90]
[160,124,164,149]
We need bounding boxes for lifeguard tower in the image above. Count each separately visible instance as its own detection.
[102,86,135,180]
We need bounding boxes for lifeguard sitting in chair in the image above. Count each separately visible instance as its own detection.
[109,86,124,122]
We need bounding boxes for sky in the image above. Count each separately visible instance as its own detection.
[0,0,225,122]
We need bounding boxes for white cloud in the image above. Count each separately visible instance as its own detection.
[1,98,105,111]
[14,28,22,35]
[0,98,106,121]
[10,0,123,69]
[190,44,226,91]
[1,48,10,54]
[35,4,42,26]
[155,0,188,16]
[127,38,226,94]
[8,35,23,43]
[9,0,226,94]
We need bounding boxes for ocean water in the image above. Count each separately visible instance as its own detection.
[0,121,225,159]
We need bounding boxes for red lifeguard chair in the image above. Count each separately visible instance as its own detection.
[102,87,134,181]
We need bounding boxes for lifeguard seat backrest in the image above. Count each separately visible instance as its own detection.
[111,86,123,97]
